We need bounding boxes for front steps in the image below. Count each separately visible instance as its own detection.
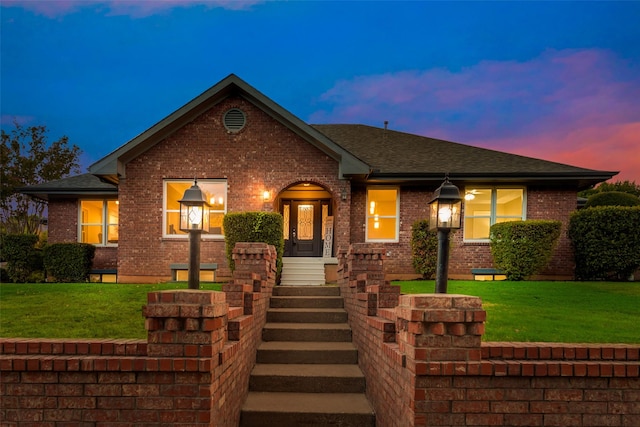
[280,257,327,286]
[240,286,375,427]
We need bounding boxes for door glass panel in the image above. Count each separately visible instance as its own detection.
[297,204,314,240]
[283,204,290,240]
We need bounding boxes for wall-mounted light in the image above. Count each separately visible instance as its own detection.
[341,188,348,201]
[263,190,271,202]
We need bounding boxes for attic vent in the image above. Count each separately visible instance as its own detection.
[223,108,246,132]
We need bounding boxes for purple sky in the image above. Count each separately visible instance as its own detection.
[2,0,639,183]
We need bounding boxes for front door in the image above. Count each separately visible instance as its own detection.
[284,200,324,257]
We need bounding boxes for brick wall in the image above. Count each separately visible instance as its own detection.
[117,95,348,282]
[46,198,118,270]
[0,242,276,426]
[349,185,580,280]
[338,244,640,427]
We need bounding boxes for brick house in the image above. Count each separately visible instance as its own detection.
[21,74,616,283]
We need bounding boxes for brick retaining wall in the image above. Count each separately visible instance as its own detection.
[338,244,640,427]
[0,242,276,426]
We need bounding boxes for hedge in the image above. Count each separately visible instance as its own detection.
[43,243,96,282]
[410,219,439,279]
[585,191,640,208]
[569,206,640,280]
[1,234,43,283]
[490,220,562,280]
[223,212,284,275]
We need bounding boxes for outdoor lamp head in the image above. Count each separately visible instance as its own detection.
[429,177,463,231]
[178,179,210,232]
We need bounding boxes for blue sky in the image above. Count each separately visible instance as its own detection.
[2,0,639,182]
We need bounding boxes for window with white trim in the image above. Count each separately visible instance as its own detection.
[163,179,226,238]
[79,200,119,245]
[463,187,525,241]
[366,187,399,242]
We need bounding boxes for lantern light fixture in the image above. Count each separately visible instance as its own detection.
[428,176,463,294]
[178,179,210,290]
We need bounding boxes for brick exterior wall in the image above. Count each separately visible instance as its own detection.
[349,185,579,280]
[117,95,349,282]
[0,243,276,426]
[46,198,117,270]
[338,244,640,427]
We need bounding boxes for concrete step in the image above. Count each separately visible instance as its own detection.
[262,322,352,342]
[267,308,348,323]
[270,295,344,309]
[256,341,358,365]
[249,364,365,393]
[240,392,375,427]
[273,285,340,296]
[280,258,328,286]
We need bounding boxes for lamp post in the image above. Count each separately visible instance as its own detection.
[429,177,462,294]
[179,179,210,290]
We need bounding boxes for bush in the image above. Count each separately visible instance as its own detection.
[585,191,640,208]
[223,212,284,275]
[569,206,640,280]
[490,220,562,280]
[43,243,96,282]
[2,234,43,283]
[410,219,438,279]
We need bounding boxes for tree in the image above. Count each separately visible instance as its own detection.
[1,123,81,234]
[579,180,640,199]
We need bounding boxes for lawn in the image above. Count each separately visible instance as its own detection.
[0,281,638,343]
[396,280,640,343]
[0,282,222,339]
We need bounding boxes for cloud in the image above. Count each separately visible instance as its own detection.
[1,0,263,18]
[311,48,640,182]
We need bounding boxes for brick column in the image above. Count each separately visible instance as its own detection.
[144,290,228,359]
[397,294,486,363]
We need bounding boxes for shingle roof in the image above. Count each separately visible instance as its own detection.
[19,173,118,200]
[312,124,617,186]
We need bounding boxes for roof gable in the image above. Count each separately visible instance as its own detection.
[89,74,370,182]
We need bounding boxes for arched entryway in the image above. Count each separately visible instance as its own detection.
[277,182,333,258]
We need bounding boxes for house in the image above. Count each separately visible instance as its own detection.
[21,74,617,283]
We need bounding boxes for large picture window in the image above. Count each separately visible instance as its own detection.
[164,180,226,238]
[366,187,399,242]
[79,200,119,245]
[463,188,525,241]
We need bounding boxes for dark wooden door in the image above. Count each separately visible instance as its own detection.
[284,200,323,257]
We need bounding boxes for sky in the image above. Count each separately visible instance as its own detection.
[1,0,639,184]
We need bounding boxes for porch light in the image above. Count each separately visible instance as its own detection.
[178,179,210,289]
[263,190,271,202]
[428,177,463,294]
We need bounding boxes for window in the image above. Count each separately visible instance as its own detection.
[79,200,119,245]
[366,187,399,242]
[463,188,525,241]
[164,180,226,238]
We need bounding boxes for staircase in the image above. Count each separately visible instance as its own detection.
[280,257,327,286]
[240,286,375,427]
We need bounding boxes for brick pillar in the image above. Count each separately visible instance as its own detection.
[223,242,276,313]
[339,244,400,315]
[397,294,486,362]
[144,290,228,358]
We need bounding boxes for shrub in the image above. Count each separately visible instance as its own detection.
[410,219,438,279]
[569,206,640,280]
[2,234,43,283]
[43,243,96,282]
[585,191,640,208]
[490,220,562,280]
[223,212,284,275]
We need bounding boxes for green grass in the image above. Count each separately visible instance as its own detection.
[1,281,638,343]
[395,280,640,343]
[0,282,222,339]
